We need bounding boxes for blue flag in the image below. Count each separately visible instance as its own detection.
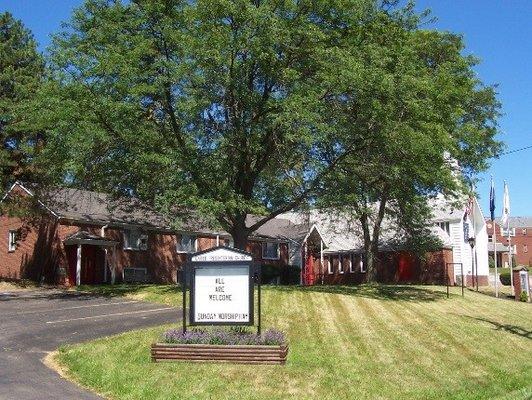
[489,177,496,221]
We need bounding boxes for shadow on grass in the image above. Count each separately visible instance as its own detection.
[1,283,448,303]
[465,316,532,340]
[76,284,181,298]
[0,284,181,302]
[267,284,448,302]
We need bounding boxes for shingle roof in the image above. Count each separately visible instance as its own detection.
[281,206,454,254]
[495,216,532,228]
[36,186,172,229]
[427,195,466,222]
[246,215,312,242]
[8,183,312,242]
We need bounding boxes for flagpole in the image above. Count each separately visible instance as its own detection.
[508,229,513,295]
[473,198,478,292]
[504,181,514,296]
[493,220,498,298]
[490,176,498,298]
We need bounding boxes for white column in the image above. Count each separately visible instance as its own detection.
[320,240,324,284]
[103,247,108,283]
[76,244,82,286]
[111,246,117,284]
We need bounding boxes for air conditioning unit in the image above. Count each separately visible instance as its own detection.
[138,234,148,250]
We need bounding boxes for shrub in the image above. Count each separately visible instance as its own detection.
[163,327,286,346]
[261,264,281,284]
[519,291,528,302]
[281,265,301,285]
[499,269,511,286]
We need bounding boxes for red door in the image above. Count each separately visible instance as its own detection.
[65,245,105,285]
[398,253,415,282]
[66,245,77,285]
[81,245,105,285]
[303,252,315,286]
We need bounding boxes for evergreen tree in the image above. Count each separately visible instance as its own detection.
[0,12,44,189]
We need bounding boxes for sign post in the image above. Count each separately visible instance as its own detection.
[181,247,260,333]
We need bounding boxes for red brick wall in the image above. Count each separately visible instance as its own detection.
[0,211,64,283]
[504,227,532,267]
[1,207,292,285]
[316,249,453,285]
[246,241,289,267]
[488,221,532,267]
[321,254,366,285]
[57,222,183,285]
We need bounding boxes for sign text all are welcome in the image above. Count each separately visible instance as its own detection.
[190,248,253,325]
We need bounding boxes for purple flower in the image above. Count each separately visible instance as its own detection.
[162,327,286,346]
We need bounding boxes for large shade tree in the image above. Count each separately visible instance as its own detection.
[0,12,44,189]
[34,0,500,254]
[318,10,501,279]
[35,0,405,248]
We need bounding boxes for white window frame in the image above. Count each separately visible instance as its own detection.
[360,257,366,273]
[8,230,17,252]
[349,254,355,273]
[123,229,147,251]
[327,256,333,274]
[502,227,516,237]
[176,234,197,253]
[338,255,344,274]
[524,244,528,253]
[523,228,527,236]
[437,221,450,236]
[262,242,280,260]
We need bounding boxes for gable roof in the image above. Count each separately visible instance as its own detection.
[281,204,455,254]
[2,182,173,229]
[2,182,313,243]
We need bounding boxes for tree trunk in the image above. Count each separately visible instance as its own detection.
[359,191,389,283]
[229,214,251,251]
[360,212,377,282]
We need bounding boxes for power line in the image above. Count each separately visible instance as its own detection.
[500,144,532,156]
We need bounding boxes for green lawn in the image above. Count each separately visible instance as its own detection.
[57,284,532,400]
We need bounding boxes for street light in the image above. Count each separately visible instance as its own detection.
[467,237,478,291]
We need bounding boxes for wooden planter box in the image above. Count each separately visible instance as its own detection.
[151,343,288,365]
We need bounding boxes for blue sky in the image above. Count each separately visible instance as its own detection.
[1,0,531,217]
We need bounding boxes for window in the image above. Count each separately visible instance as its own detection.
[349,254,355,273]
[524,245,528,253]
[502,228,516,237]
[327,256,333,274]
[436,221,450,236]
[262,242,280,260]
[338,255,344,274]
[123,229,148,250]
[360,257,366,273]
[177,234,196,253]
[8,230,17,252]
[523,228,527,236]
[223,238,234,247]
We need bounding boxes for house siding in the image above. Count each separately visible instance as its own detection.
[0,213,62,282]
[318,250,453,285]
[1,210,291,286]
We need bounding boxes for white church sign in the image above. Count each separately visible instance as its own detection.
[186,247,255,326]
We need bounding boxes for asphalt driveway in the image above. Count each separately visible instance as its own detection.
[0,289,180,400]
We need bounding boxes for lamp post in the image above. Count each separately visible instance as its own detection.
[468,237,477,291]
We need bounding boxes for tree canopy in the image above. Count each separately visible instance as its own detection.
[317,12,501,277]
[30,0,501,250]
[0,12,44,189]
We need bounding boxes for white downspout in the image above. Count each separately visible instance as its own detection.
[101,225,109,283]
[76,244,82,286]
[320,240,324,285]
